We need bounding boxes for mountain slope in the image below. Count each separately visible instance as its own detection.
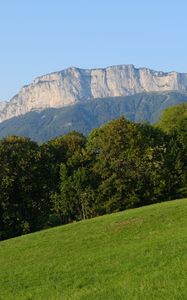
[0,198,186,300]
[1,64,187,123]
[0,91,187,142]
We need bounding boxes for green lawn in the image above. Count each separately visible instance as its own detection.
[0,199,187,300]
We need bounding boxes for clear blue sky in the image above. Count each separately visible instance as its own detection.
[0,0,187,100]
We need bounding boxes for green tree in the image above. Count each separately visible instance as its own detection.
[87,117,170,213]
[156,103,187,197]
[168,118,187,196]
[156,103,187,134]
[52,164,95,223]
[41,131,86,193]
[0,136,50,240]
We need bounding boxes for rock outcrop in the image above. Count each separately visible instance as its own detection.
[1,65,187,123]
[0,101,8,111]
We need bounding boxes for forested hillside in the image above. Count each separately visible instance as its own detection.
[0,91,186,142]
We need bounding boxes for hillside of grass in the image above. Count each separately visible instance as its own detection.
[0,199,187,300]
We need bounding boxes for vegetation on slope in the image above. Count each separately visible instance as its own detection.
[156,103,187,195]
[0,91,186,142]
[0,199,186,300]
[0,105,186,240]
[156,102,187,134]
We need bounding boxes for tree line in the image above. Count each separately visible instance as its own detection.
[0,103,186,240]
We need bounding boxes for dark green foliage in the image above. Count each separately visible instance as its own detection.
[0,104,186,240]
[0,91,187,142]
[169,119,187,196]
[40,131,87,195]
[86,118,169,213]
[45,213,62,228]
[50,132,96,223]
[156,103,187,197]
[0,136,50,240]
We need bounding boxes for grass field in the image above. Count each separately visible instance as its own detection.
[0,199,187,300]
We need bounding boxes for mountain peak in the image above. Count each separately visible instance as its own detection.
[0,64,187,123]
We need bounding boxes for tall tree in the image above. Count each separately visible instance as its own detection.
[0,136,50,240]
[87,117,170,213]
[156,103,187,197]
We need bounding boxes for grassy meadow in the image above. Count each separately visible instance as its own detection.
[0,198,187,300]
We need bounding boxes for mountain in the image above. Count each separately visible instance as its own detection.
[0,91,186,142]
[1,64,187,123]
[0,101,7,111]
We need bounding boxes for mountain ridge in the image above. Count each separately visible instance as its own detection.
[1,64,187,123]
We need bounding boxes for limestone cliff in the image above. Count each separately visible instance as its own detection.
[1,65,187,123]
[0,101,8,111]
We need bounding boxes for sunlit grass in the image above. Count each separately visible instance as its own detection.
[0,198,187,300]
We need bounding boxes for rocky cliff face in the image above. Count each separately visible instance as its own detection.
[0,101,8,111]
[1,65,187,123]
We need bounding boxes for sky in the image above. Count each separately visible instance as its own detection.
[0,0,187,100]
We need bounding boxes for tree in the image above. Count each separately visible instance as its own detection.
[87,117,170,213]
[40,131,87,193]
[156,103,187,134]
[156,103,187,197]
[52,164,95,223]
[0,136,50,240]
[168,118,187,197]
